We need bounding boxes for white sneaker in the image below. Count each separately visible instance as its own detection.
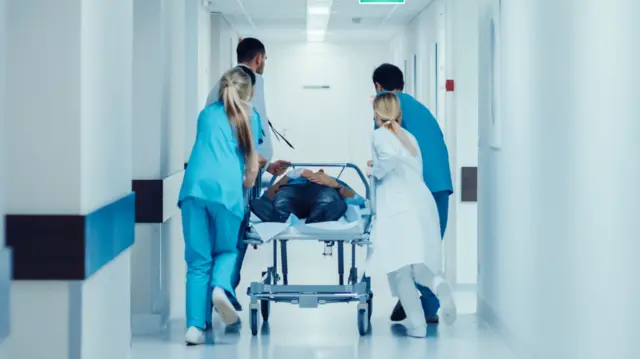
[184,326,205,345]
[434,277,457,325]
[212,287,239,325]
[406,325,428,338]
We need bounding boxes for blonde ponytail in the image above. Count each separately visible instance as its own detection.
[373,92,417,156]
[219,68,255,162]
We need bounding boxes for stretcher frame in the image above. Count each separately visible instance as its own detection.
[243,162,376,336]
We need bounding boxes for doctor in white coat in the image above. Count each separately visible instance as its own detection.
[365,92,457,338]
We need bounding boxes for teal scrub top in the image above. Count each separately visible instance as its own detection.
[179,101,263,219]
[375,91,453,194]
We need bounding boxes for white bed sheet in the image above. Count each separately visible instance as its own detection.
[250,205,369,242]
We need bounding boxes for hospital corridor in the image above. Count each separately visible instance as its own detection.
[0,0,639,358]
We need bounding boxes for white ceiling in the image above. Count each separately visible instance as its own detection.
[208,0,434,42]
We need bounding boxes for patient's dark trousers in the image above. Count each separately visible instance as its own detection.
[276,183,347,223]
[259,183,347,224]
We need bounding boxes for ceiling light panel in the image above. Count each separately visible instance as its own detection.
[306,0,334,42]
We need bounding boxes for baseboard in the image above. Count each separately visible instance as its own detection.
[477,297,536,359]
[131,311,169,336]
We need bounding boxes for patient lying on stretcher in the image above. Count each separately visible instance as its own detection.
[251,168,363,224]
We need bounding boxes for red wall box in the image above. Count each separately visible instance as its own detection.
[446,79,455,92]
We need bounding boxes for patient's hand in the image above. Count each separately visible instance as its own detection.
[267,186,279,200]
[308,172,339,188]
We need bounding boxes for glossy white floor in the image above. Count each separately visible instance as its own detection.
[132,241,515,359]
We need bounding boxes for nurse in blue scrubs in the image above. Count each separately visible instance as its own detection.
[372,63,454,325]
[180,66,262,345]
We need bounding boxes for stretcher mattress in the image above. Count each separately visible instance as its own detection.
[250,205,370,242]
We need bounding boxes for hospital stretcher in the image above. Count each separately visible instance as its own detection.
[243,162,376,336]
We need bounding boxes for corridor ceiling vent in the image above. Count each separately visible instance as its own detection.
[306,0,334,42]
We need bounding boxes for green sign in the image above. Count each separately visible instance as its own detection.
[360,0,405,3]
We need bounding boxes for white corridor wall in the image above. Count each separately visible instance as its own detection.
[477,0,640,358]
[0,0,8,354]
[6,0,134,358]
[0,0,5,249]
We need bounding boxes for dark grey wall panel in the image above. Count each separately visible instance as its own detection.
[461,167,478,202]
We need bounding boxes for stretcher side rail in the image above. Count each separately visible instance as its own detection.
[245,162,376,336]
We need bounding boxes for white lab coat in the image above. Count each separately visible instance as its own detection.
[205,65,273,163]
[364,127,443,296]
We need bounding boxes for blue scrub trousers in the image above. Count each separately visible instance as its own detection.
[181,197,242,330]
[417,190,450,317]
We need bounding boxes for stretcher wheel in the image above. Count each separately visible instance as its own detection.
[260,300,270,321]
[250,308,259,336]
[357,308,370,336]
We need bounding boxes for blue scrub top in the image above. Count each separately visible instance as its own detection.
[375,91,453,194]
[179,101,263,219]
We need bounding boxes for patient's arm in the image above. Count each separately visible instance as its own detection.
[267,176,289,200]
[308,172,355,198]
[337,185,355,198]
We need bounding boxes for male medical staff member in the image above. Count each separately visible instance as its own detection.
[205,37,290,308]
[180,67,262,345]
[372,63,454,325]
[206,37,289,175]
